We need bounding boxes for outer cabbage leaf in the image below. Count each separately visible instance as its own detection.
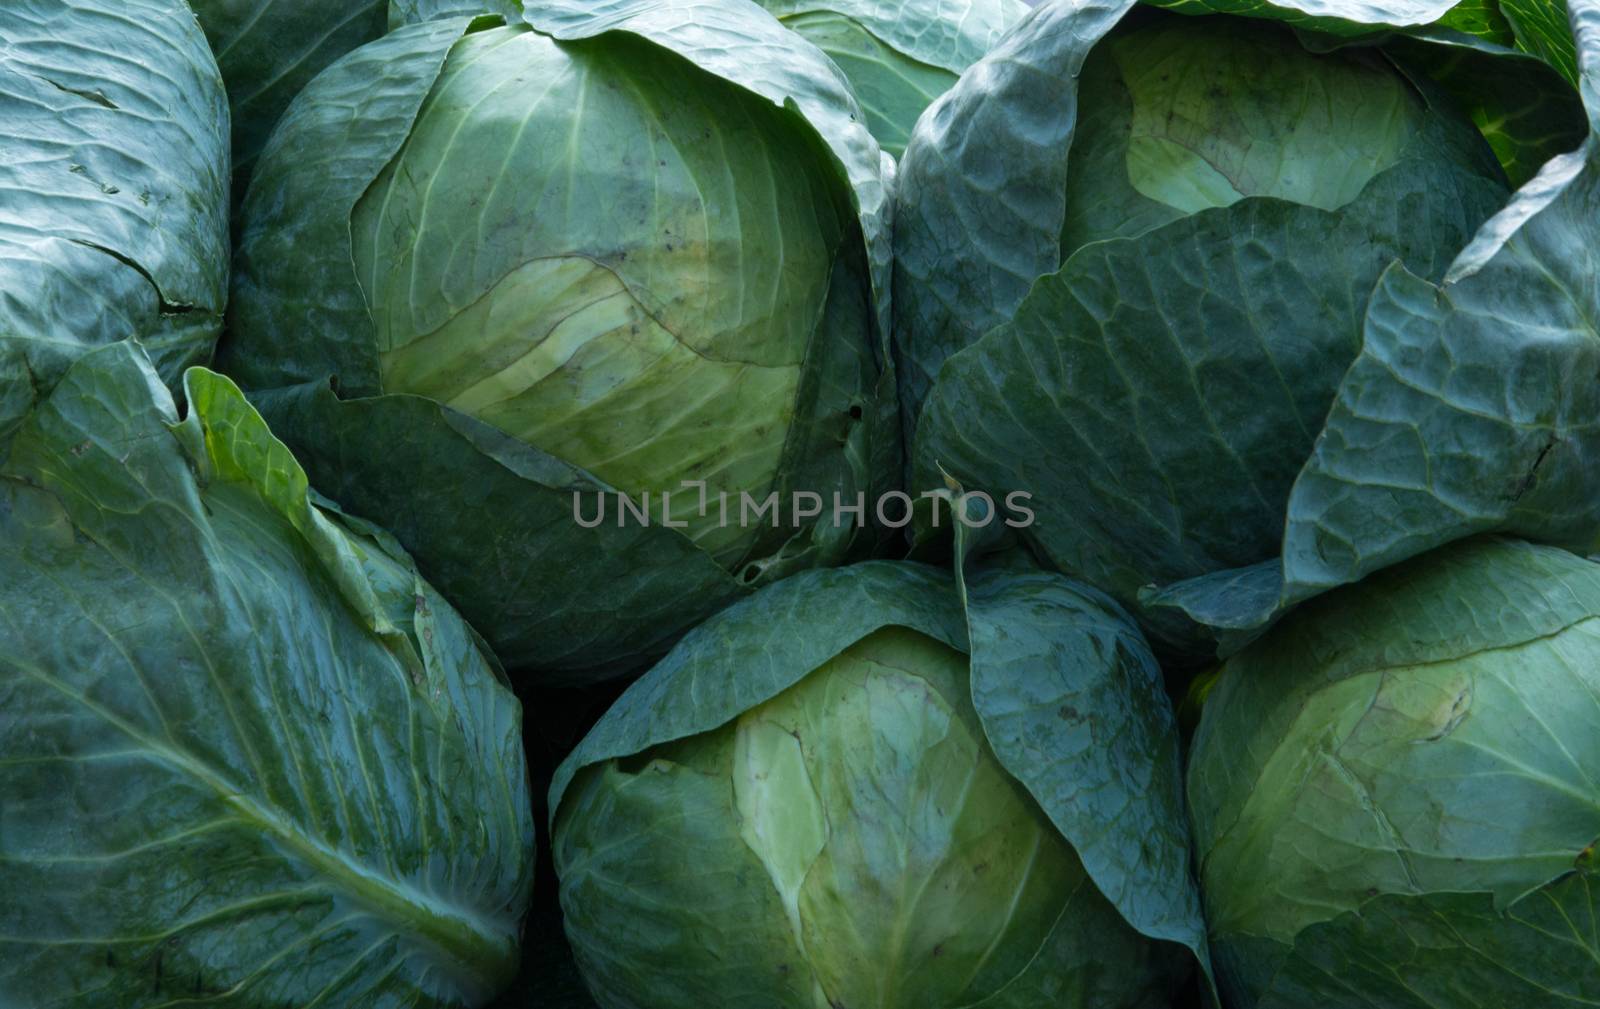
[1499,0,1580,83]
[1152,0,1574,83]
[961,569,1212,979]
[248,379,764,679]
[757,0,1028,75]
[0,0,228,445]
[0,343,534,1007]
[1149,0,1460,32]
[1151,0,1600,646]
[1383,28,1585,186]
[389,0,1031,165]
[1258,873,1600,1008]
[751,0,1030,157]
[189,0,387,210]
[893,0,1134,419]
[915,150,1505,652]
[226,17,469,397]
[389,0,521,26]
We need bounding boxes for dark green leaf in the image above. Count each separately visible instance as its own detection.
[0,344,534,1007]
[190,0,388,209]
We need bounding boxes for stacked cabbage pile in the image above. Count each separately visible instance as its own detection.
[4,0,1600,1006]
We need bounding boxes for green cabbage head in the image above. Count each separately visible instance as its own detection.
[895,0,1600,660]
[222,0,896,681]
[350,25,853,566]
[1189,537,1600,1008]
[550,561,1211,1008]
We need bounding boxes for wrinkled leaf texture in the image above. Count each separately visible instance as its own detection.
[0,343,534,1008]
[896,0,1600,659]
[0,0,228,446]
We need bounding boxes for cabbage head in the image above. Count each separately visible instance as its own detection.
[895,0,1600,659]
[0,342,534,1008]
[549,560,1212,1007]
[1189,537,1600,1008]
[0,0,228,447]
[222,0,897,683]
